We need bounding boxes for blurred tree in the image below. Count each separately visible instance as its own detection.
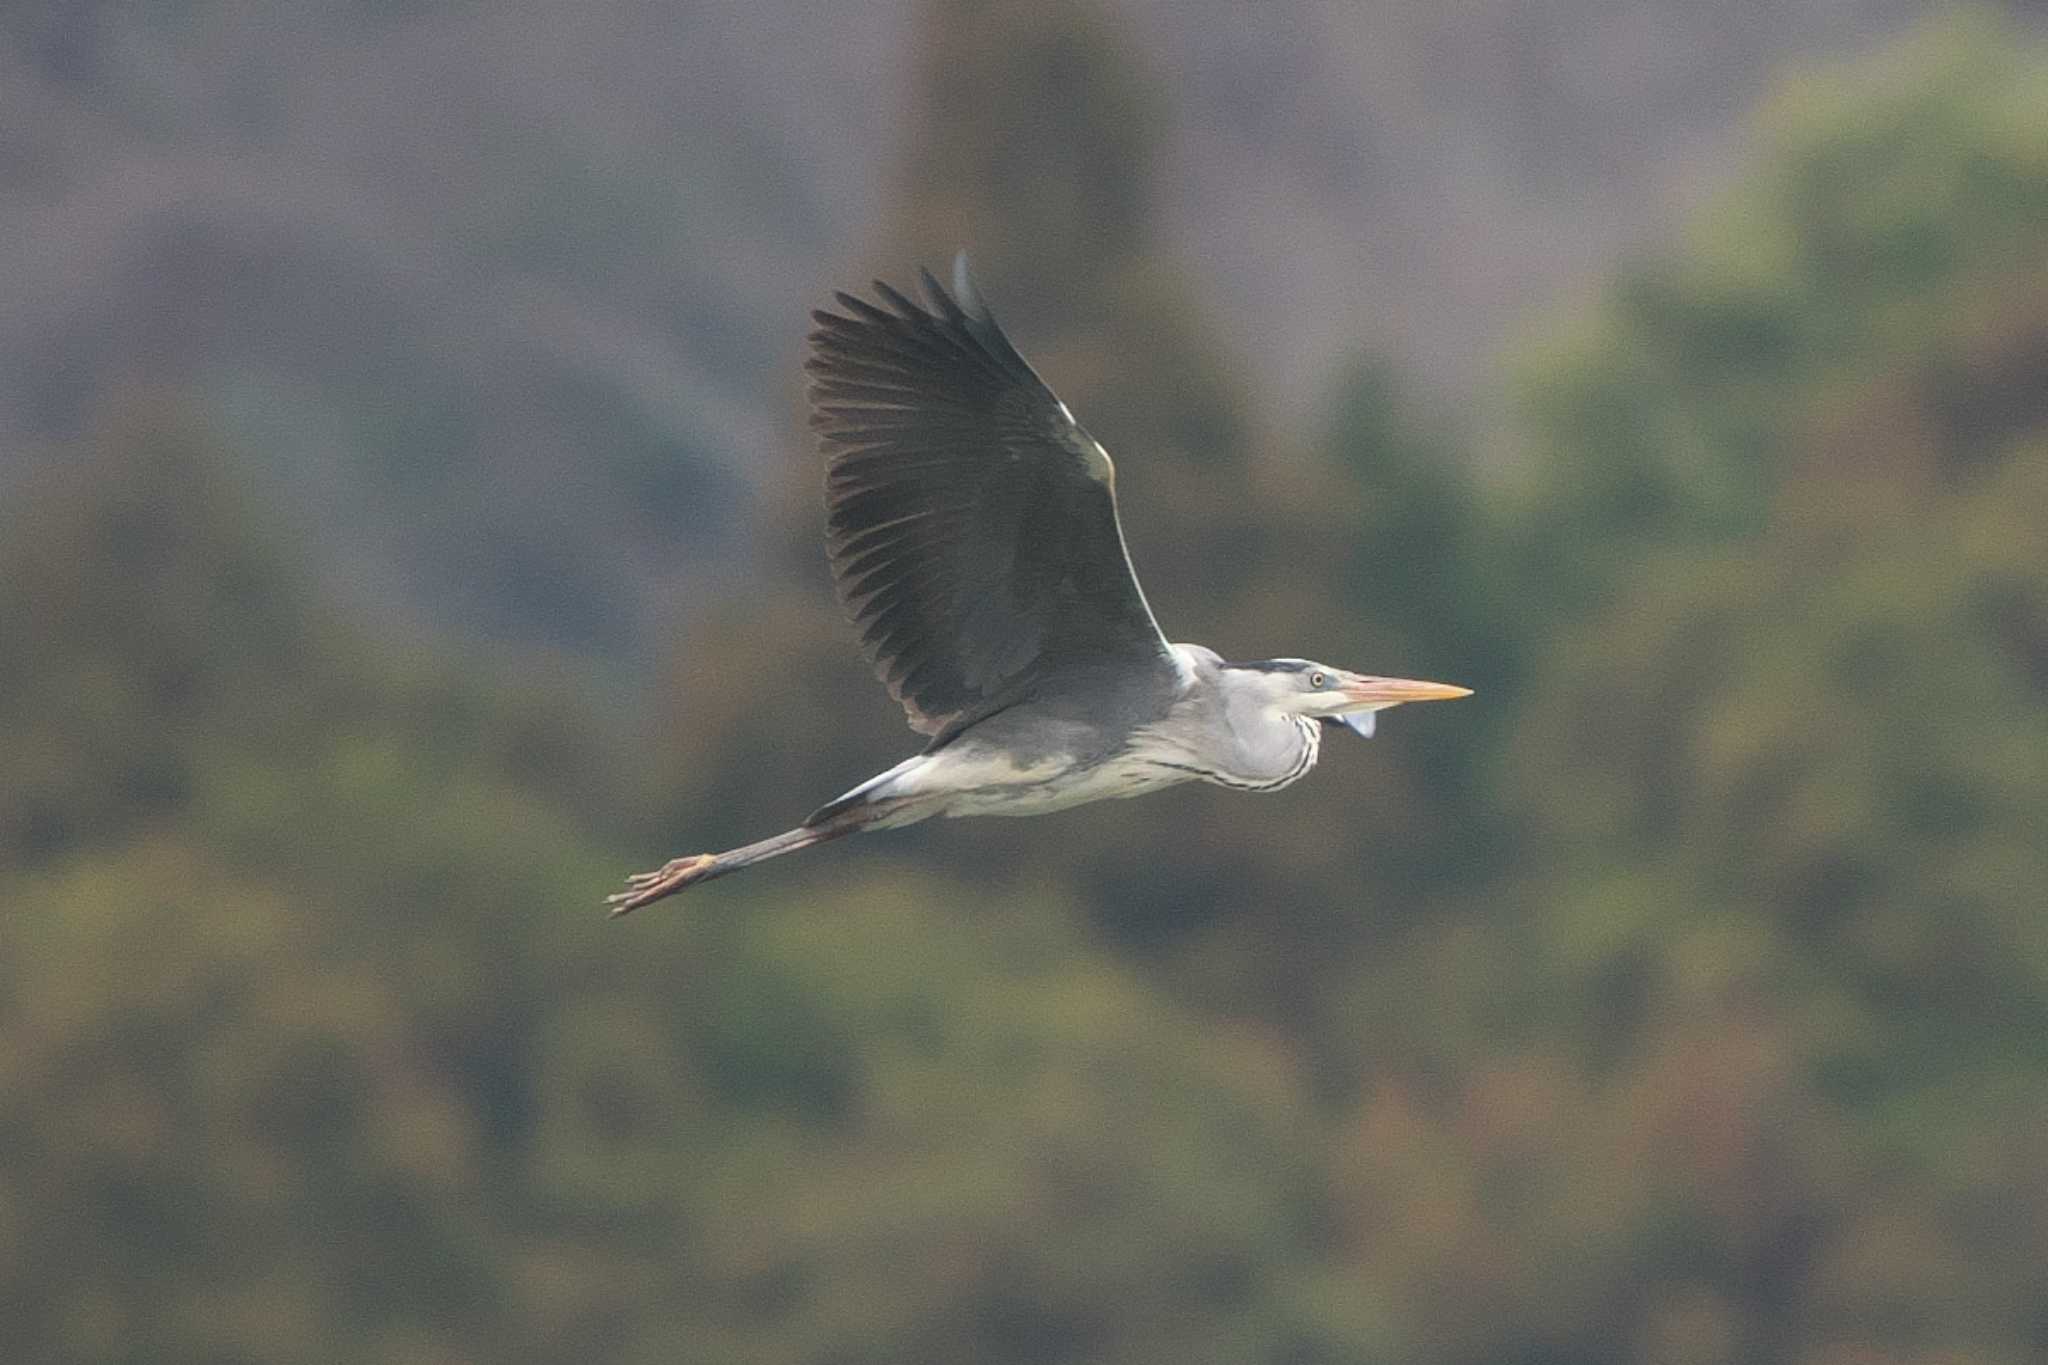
[0,398,1357,1363]
[0,395,322,864]
[0,393,640,873]
[1321,13,2048,1362]
[0,397,625,1362]
[1506,6,2048,627]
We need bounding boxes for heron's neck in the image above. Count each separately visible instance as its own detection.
[1204,674,1321,790]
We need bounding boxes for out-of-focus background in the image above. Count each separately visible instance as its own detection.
[5,1,2047,1360]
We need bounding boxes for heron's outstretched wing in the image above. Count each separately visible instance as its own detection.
[808,256,1177,738]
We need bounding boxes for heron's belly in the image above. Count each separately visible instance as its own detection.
[855,743,1192,823]
[936,754,1191,818]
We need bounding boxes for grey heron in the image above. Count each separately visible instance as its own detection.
[609,256,1470,915]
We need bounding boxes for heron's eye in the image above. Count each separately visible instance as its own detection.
[1309,671,1327,689]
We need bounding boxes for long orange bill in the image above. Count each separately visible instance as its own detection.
[1340,676,1474,707]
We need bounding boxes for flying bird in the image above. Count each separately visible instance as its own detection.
[609,256,1469,914]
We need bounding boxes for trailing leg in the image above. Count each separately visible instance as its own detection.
[605,799,904,917]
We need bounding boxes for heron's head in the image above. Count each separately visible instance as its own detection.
[1231,658,1472,737]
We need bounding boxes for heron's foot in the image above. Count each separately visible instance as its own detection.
[606,853,719,918]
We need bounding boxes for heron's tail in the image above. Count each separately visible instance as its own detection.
[804,752,939,827]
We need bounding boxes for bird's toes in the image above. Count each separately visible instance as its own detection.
[605,854,719,917]
[605,884,658,916]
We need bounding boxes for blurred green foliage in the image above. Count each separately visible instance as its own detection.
[6,7,2048,1363]
[1510,9,2048,621]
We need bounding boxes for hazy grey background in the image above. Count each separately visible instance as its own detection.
[1,0,1942,657]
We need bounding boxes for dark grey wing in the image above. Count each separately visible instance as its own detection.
[807,255,1178,738]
